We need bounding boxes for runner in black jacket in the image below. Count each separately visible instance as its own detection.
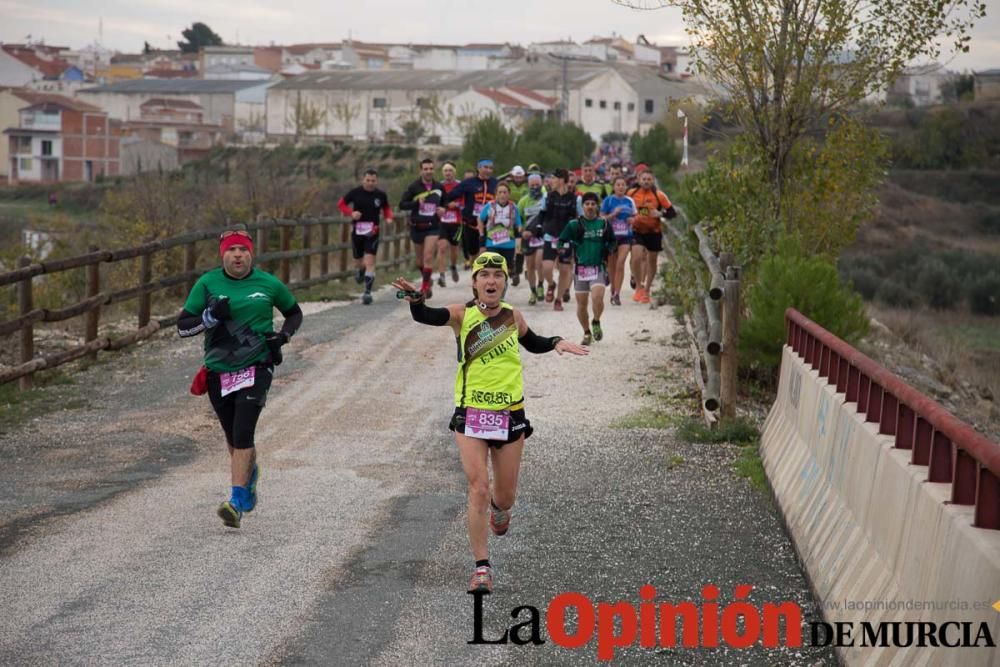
[440,159,497,265]
[540,168,578,310]
[399,158,443,297]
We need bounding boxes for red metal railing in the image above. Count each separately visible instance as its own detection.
[785,308,1000,530]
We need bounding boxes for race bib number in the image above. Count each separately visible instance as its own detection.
[613,220,630,236]
[441,208,458,223]
[473,203,484,217]
[529,236,545,248]
[576,265,600,281]
[355,222,375,236]
[489,228,510,244]
[419,202,437,217]
[465,408,510,441]
[220,366,255,397]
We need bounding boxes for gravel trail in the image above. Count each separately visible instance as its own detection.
[0,268,834,666]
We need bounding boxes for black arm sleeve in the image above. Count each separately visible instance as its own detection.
[399,182,417,212]
[177,308,205,337]
[519,328,562,354]
[279,303,303,339]
[409,300,450,326]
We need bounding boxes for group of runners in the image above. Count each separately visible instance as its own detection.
[177,154,677,594]
[336,158,677,345]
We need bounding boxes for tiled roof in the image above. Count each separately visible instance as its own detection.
[2,45,72,78]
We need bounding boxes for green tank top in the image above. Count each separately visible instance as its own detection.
[454,303,523,409]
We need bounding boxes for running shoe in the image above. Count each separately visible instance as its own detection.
[611,293,621,306]
[464,259,472,270]
[553,300,563,312]
[632,288,644,302]
[581,332,593,346]
[511,273,520,286]
[490,503,511,536]
[535,285,545,301]
[362,292,373,305]
[639,290,651,304]
[217,501,241,528]
[592,320,603,341]
[630,276,636,289]
[562,289,570,303]
[451,266,460,283]
[245,463,259,513]
[355,268,365,284]
[422,284,433,300]
[528,290,538,306]
[545,284,555,303]
[468,566,493,594]
[437,273,446,288]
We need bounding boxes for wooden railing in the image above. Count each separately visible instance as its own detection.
[1,215,414,389]
[662,213,743,422]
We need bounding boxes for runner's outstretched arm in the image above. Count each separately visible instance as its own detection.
[512,309,589,357]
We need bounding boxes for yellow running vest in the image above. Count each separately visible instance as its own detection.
[454,303,523,409]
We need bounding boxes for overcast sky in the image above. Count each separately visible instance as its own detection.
[1,0,997,71]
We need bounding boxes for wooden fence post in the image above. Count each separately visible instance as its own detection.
[280,225,291,283]
[319,223,329,277]
[85,245,100,360]
[301,222,312,282]
[184,241,197,294]
[256,225,269,272]
[339,222,350,276]
[17,256,33,390]
[138,252,152,327]
[720,266,742,419]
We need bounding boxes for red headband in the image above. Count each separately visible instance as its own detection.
[220,233,253,257]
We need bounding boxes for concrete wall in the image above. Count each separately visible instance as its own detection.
[761,345,1000,665]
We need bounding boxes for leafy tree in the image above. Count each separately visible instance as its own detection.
[515,118,595,169]
[740,238,869,372]
[177,22,223,54]
[285,93,327,142]
[629,124,679,168]
[401,120,425,144]
[614,0,984,222]
[461,114,517,169]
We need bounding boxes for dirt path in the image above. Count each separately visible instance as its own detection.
[0,270,833,665]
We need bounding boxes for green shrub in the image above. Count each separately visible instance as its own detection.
[979,208,1000,235]
[740,240,869,372]
[968,273,1000,316]
[843,266,879,300]
[875,281,919,308]
[916,257,963,309]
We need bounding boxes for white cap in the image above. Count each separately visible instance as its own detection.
[511,165,525,176]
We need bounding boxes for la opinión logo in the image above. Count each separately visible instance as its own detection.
[469,584,803,661]
[469,585,997,661]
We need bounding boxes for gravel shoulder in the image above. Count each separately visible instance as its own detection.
[0,269,833,665]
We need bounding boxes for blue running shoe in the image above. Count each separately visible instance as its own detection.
[217,501,241,528]
[245,464,259,513]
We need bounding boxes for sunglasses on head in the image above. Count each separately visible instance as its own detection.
[475,255,506,270]
[220,229,252,240]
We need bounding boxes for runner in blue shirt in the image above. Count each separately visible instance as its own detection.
[477,182,522,270]
[600,176,637,306]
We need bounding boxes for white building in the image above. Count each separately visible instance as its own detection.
[77,78,273,137]
[265,61,652,143]
[888,63,953,107]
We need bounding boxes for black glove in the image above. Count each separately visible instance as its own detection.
[264,331,289,366]
[663,206,678,220]
[206,296,231,321]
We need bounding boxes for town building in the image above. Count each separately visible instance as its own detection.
[3,93,119,183]
[76,78,272,140]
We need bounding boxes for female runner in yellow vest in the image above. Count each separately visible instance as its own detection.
[392,252,587,594]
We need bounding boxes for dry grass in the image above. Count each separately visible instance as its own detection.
[866,305,1000,437]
